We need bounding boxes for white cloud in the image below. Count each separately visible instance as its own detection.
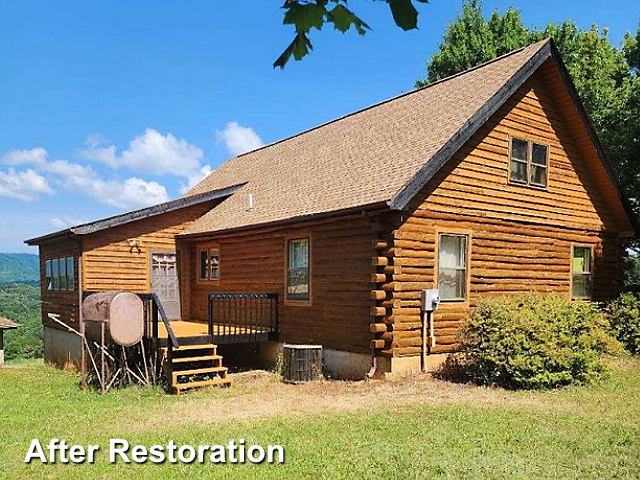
[180,164,213,194]
[50,216,87,229]
[216,121,264,156]
[1,147,48,167]
[79,128,205,178]
[100,177,169,209]
[0,147,169,209]
[51,162,169,209]
[0,168,54,202]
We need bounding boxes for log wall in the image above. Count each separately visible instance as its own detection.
[38,237,81,331]
[82,203,216,293]
[181,212,378,354]
[378,63,628,357]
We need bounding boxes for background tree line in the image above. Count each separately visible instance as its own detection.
[416,1,640,253]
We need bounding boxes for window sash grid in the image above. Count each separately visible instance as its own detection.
[510,138,548,187]
[437,234,468,302]
[286,238,310,301]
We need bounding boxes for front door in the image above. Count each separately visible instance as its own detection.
[151,252,180,320]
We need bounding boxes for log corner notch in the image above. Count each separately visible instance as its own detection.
[369,216,396,357]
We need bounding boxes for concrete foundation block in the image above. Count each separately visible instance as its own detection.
[44,326,82,369]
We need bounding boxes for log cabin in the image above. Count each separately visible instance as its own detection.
[26,39,639,385]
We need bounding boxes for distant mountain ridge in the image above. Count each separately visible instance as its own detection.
[0,253,39,284]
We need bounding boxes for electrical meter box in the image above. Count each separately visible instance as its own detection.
[421,289,441,312]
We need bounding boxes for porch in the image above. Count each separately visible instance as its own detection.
[141,292,279,393]
[144,292,280,348]
[157,320,277,346]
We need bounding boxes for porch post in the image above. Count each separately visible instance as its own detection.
[0,330,5,367]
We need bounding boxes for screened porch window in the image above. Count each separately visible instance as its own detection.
[199,248,220,281]
[572,246,592,300]
[287,237,310,302]
[45,257,75,292]
[438,234,468,301]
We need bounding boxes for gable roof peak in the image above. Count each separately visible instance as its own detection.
[184,40,552,235]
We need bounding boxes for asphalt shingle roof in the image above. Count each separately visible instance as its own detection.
[184,41,549,235]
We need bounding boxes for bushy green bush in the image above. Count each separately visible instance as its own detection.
[445,292,618,390]
[607,292,640,355]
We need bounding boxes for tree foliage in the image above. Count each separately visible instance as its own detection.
[626,254,640,287]
[416,1,640,248]
[606,292,640,355]
[0,253,39,284]
[0,283,42,360]
[440,292,618,389]
[275,0,429,68]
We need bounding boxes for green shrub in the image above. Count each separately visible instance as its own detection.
[446,292,618,390]
[607,292,640,355]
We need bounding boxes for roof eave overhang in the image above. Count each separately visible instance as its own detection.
[546,42,640,238]
[177,201,390,241]
[389,40,553,212]
[25,183,245,246]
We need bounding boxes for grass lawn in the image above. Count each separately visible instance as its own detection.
[1,358,639,479]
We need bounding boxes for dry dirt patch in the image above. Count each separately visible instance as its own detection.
[139,370,584,429]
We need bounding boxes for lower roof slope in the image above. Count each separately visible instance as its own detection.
[0,317,18,330]
[184,41,551,235]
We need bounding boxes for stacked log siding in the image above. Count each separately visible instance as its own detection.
[82,203,215,293]
[385,66,627,357]
[182,213,378,354]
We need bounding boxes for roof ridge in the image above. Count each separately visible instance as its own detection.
[229,39,550,162]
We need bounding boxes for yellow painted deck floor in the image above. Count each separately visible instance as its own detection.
[158,320,271,339]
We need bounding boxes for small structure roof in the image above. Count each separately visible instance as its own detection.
[0,317,18,330]
[25,184,243,245]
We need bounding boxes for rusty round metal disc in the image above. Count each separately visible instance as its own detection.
[108,292,144,347]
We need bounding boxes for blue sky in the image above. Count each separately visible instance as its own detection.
[0,0,637,252]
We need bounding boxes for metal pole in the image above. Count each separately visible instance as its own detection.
[421,309,427,373]
[78,255,87,387]
[100,323,106,394]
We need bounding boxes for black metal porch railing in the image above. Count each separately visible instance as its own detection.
[208,293,279,345]
[139,293,179,350]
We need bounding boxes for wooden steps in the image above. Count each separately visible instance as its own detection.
[173,377,233,392]
[175,343,217,351]
[162,343,232,394]
[172,354,223,363]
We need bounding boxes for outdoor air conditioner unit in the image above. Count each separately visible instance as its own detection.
[282,344,323,383]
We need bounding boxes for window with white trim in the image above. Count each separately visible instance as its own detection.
[437,234,469,301]
[572,246,592,300]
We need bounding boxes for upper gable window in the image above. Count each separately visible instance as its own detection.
[509,138,548,188]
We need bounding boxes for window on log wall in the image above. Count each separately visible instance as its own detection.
[45,257,75,292]
[199,248,220,281]
[286,237,310,302]
[572,246,593,300]
[509,137,549,188]
[437,234,469,301]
